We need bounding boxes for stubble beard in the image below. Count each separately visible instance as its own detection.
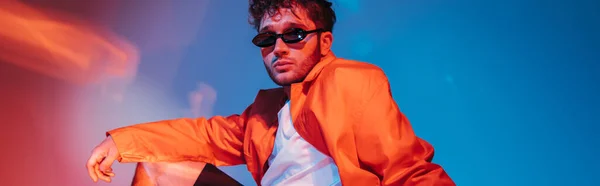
[265,44,322,86]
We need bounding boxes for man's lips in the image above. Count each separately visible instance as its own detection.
[272,60,293,68]
[273,60,294,72]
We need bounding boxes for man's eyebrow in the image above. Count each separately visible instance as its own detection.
[259,22,309,33]
[259,25,273,33]
[287,22,308,29]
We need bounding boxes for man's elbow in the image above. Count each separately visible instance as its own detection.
[383,139,455,186]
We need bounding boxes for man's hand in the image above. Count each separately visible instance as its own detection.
[86,136,119,183]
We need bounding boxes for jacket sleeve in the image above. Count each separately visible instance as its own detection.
[106,104,253,166]
[354,71,455,186]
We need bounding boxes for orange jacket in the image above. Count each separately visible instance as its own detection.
[108,54,455,186]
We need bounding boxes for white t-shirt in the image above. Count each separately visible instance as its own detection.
[261,101,342,186]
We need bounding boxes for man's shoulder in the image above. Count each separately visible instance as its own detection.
[327,58,382,71]
[316,58,391,107]
[320,58,388,83]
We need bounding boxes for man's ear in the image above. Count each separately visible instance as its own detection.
[319,32,333,56]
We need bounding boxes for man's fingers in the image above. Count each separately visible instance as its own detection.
[93,164,102,181]
[94,164,112,183]
[104,167,115,177]
[94,164,115,182]
[86,154,101,182]
[87,137,118,183]
[98,173,112,183]
[101,166,115,177]
[99,148,117,172]
[105,172,116,177]
[99,160,114,173]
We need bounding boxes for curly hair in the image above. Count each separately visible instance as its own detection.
[248,0,336,32]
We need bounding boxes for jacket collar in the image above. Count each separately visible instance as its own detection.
[301,52,337,83]
[281,52,337,100]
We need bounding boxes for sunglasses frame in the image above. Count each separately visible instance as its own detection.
[252,28,325,47]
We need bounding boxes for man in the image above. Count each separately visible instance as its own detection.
[86,0,455,185]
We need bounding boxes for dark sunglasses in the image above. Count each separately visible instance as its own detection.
[252,28,325,47]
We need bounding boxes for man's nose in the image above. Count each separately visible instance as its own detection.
[273,38,289,57]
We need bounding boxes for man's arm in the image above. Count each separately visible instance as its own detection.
[107,104,253,166]
[353,69,455,185]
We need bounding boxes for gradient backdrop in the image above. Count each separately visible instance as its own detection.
[0,0,598,185]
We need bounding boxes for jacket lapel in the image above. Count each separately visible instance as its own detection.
[289,54,337,154]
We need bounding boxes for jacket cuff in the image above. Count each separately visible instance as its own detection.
[106,128,135,163]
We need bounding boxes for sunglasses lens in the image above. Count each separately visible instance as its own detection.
[252,29,311,47]
[282,29,305,43]
[252,34,276,47]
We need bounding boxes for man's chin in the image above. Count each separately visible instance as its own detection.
[272,73,301,86]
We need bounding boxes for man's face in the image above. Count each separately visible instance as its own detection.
[258,8,322,86]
